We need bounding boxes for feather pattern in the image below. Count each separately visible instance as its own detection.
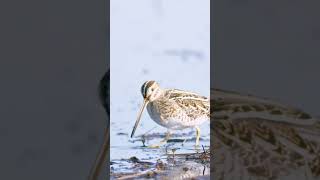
[146,88,209,129]
[212,89,320,180]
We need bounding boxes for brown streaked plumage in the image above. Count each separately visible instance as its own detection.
[131,81,209,147]
[212,88,320,180]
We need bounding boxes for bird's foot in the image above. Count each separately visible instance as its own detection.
[195,127,201,148]
[147,144,161,148]
[147,131,170,148]
[181,138,188,146]
[147,141,167,148]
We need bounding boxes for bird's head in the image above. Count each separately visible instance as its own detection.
[131,80,163,138]
[140,80,162,102]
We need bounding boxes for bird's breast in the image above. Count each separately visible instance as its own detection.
[146,100,180,127]
[147,101,169,122]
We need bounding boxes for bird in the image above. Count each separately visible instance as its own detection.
[212,88,320,180]
[131,80,210,147]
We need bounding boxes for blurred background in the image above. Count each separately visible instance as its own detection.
[213,0,320,117]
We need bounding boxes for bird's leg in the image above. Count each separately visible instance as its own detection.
[182,129,194,146]
[181,137,188,146]
[195,126,200,147]
[148,131,171,148]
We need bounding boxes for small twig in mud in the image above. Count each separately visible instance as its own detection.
[172,148,178,161]
[199,146,210,163]
[141,135,146,147]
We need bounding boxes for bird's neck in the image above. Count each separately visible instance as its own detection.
[149,88,165,102]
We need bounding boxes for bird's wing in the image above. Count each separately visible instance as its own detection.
[166,89,210,118]
[212,89,320,180]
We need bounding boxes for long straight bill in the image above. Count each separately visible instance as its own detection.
[131,99,148,138]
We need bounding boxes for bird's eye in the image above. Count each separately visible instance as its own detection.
[151,88,154,91]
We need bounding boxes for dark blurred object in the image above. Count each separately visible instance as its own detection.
[88,70,110,180]
[99,70,110,115]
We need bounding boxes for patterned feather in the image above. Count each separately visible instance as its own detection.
[212,88,320,180]
[166,89,210,118]
[145,87,209,130]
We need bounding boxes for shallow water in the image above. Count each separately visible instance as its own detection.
[110,121,210,178]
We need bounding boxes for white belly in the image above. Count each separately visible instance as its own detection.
[146,103,208,130]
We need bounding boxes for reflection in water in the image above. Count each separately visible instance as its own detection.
[212,89,320,180]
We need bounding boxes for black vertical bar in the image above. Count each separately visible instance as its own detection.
[88,0,110,179]
[212,0,320,179]
[0,0,109,179]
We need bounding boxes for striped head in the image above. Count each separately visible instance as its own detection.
[131,80,162,138]
[140,80,162,102]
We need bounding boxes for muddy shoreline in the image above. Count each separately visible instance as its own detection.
[111,145,210,180]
